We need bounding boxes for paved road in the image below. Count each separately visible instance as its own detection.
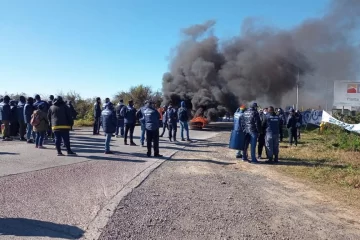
[0,126,219,240]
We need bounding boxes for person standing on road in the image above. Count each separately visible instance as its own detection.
[33,94,49,112]
[242,102,261,163]
[143,100,163,157]
[101,102,117,154]
[295,110,302,139]
[159,105,168,137]
[115,99,125,138]
[233,105,247,159]
[257,108,266,159]
[0,95,12,141]
[24,97,36,143]
[287,108,298,147]
[17,96,27,141]
[277,108,286,142]
[102,98,110,110]
[178,101,190,141]
[93,97,102,135]
[32,103,49,149]
[167,104,178,142]
[48,96,76,156]
[121,100,137,146]
[9,100,19,137]
[136,100,147,147]
[47,95,55,140]
[263,106,281,163]
[67,101,78,131]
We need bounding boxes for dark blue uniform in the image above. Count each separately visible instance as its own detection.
[231,108,246,158]
[242,104,261,162]
[263,113,281,162]
[167,107,177,141]
[143,103,162,157]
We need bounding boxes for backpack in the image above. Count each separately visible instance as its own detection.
[30,112,41,126]
[178,108,187,121]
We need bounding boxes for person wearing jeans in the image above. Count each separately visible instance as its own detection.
[136,102,147,147]
[178,101,191,141]
[48,96,76,156]
[32,103,49,148]
[101,102,117,154]
[24,97,35,143]
[115,99,125,138]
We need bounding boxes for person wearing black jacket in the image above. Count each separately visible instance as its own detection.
[120,100,137,145]
[47,95,55,139]
[287,108,298,146]
[48,96,76,156]
[67,101,78,131]
[17,96,26,141]
[258,108,267,159]
[0,95,12,141]
[9,100,19,137]
[24,97,36,143]
[115,99,125,138]
[93,97,102,135]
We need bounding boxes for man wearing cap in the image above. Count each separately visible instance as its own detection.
[101,102,117,154]
[143,100,162,157]
[241,102,262,163]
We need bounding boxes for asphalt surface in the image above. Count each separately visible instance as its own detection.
[0,126,219,240]
[99,132,360,240]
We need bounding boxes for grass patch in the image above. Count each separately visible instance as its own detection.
[74,119,93,127]
[276,129,360,206]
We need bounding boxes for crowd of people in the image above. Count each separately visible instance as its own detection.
[95,99,191,156]
[232,103,303,164]
[0,94,192,157]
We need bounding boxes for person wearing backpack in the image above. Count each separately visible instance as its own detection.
[48,96,76,156]
[178,101,191,142]
[167,104,177,142]
[31,103,49,148]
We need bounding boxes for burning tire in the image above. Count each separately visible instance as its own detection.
[190,117,209,130]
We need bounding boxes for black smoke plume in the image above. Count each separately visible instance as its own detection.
[162,0,360,119]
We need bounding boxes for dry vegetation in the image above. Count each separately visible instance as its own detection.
[275,128,360,207]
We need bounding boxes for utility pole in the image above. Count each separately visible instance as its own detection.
[296,71,299,110]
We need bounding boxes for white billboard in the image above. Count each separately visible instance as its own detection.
[333,81,360,106]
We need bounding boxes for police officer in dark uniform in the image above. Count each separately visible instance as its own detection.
[241,102,261,163]
[277,108,286,142]
[287,108,298,146]
[263,106,281,163]
[93,97,102,135]
[143,100,163,157]
[167,104,177,142]
[233,105,246,159]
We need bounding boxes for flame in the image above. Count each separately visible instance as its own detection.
[190,116,209,128]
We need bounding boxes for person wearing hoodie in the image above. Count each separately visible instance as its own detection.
[102,98,110,110]
[0,95,12,141]
[17,96,27,141]
[32,103,49,149]
[93,97,102,135]
[136,100,147,147]
[48,96,76,156]
[101,102,117,154]
[120,100,137,145]
[24,97,36,143]
[115,99,125,138]
[9,100,19,137]
[167,104,178,142]
[178,101,190,141]
[143,100,162,157]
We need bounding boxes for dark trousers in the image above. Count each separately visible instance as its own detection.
[115,119,124,136]
[160,123,168,137]
[54,130,71,153]
[19,120,26,139]
[35,131,45,147]
[124,123,135,143]
[279,126,284,141]
[10,121,18,136]
[47,125,54,139]
[258,133,265,157]
[93,117,101,134]
[146,129,159,155]
[168,124,177,141]
[297,127,301,139]
[288,128,298,146]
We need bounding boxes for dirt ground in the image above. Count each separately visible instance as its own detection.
[99,132,360,240]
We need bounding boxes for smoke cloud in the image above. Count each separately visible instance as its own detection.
[162,0,360,119]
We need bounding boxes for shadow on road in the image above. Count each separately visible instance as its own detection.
[168,158,235,166]
[0,218,84,239]
[0,152,19,155]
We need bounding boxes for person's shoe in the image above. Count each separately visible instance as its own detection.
[105,151,114,154]
[20,137,26,141]
[57,152,64,156]
[169,138,172,142]
[67,151,77,155]
[242,158,248,162]
[141,144,144,147]
[181,138,186,141]
[154,154,163,157]
[35,145,39,148]
[38,146,45,149]
[258,155,261,159]
[124,141,128,145]
[236,154,243,159]
[27,139,33,143]
[250,159,259,164]
[160,135,163,137]
[186,139,191,142]
[130,142,137,146]
[116,135,120,138]
[146,152,151,157]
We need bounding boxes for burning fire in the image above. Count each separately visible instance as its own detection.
[190,117,208,128]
